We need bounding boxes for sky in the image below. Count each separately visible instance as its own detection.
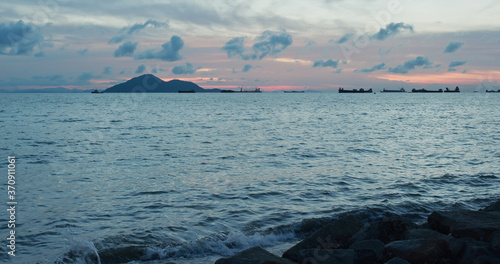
[1,0,500,91]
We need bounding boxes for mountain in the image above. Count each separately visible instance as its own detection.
[103,74,220,93]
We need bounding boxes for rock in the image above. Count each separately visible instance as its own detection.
[282,215,363,262]
[384,257,411,264]
[214,246,296,264]
[349,239,385,260]
[350,217,417,244]
[428,210,500,241]
[480,199,500,212]
[298,249,355,264]
[456,239,500,264]
[382,238,451,264]
[492,232,500,253]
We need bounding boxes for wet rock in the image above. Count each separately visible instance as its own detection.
[282,215,363,262]
[298,249,355,264]
[350,217,417,244]
[384,257,411,264]
[428,210,500,241]
[457,239,500,264]
[349,239,385,260]
[480,199,500,212]
[382,238,451,264]
[215,246,296,264]
[492,232,500,253]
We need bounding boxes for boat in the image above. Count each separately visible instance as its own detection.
[284,90,305,93]
[91,89,102,93]
[381,88,406,93]
[221,86,262,93]
[444,87,460,93]
[338,87,373,93]
[178,90,196,93]
[486,89,500,93]
[411,88,443,93]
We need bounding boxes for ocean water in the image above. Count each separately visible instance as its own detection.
[0,92,499,263]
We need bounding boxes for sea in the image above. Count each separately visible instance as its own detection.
[0,92,499,263]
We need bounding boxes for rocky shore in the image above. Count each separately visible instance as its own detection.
[213,199,500,264]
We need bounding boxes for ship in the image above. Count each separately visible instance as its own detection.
[178,90,196,93]
[284,90,305,93]
[411,88,443,93]
[221,86,262,93]
[444,87,460,93]
[381,88,406,93]
[338,87,373,93]
[91,89,102,93]
[486,89,500,93]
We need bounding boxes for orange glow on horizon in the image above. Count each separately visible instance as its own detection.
[373,70,500,85]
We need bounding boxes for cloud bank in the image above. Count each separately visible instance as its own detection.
[356,62,386,73]
[444,41,464,53]
[113,41,138,57]
[172,62,198,74]
[0,20,45,56]
[135,35,184,61]
[109,19,168,44]
[222,29,293,60]
[372,22,414,41]
[313,59,339,68]
[388,56,432,74]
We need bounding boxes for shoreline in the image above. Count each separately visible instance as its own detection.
[213,199,500,264]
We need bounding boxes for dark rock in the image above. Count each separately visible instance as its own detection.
[481,200,500,212]
[492,232,500,253]
[404,228,467,260]
[382,238,451,264]
[282,215,363,262]
[428,210,500,241]
[384,257,411,264]
[298,249,355,264]
[349,239,385,260]
[457,239,500,264]
[350,218,417,244]
[215,246,296,264]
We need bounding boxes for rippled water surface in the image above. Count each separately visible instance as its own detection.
[1,92,499,263]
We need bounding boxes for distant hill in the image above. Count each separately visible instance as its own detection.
[103,74,220,93]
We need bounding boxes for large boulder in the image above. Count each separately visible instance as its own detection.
[428,210,500,241]
[215,246,296,264]
[282,215,363,262]
[297,249,355,264]
[350,218,417,244]
[382,238,451,264]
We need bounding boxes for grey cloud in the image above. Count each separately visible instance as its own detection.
[109,19,168,44]
[444,42,464,53]
[114,41,138,57]
[388,56,432,74]
[172,62,199,74]
[372,22,413,41]
[313,59,339,68]
[242,64,253,72]
[135,64,146,74]
[102,66,112,75]
[0,20,45,56]
[356,62,386,73]
[77,72,99,84]
[337,33,353,44]
[222,29,292,60]
[222,37,246,58]
[449,61,467,68]
[135,35,183,61]
[77,48,88,55]
[32,74,64,82]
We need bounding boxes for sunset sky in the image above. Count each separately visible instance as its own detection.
[1,0,500,91]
